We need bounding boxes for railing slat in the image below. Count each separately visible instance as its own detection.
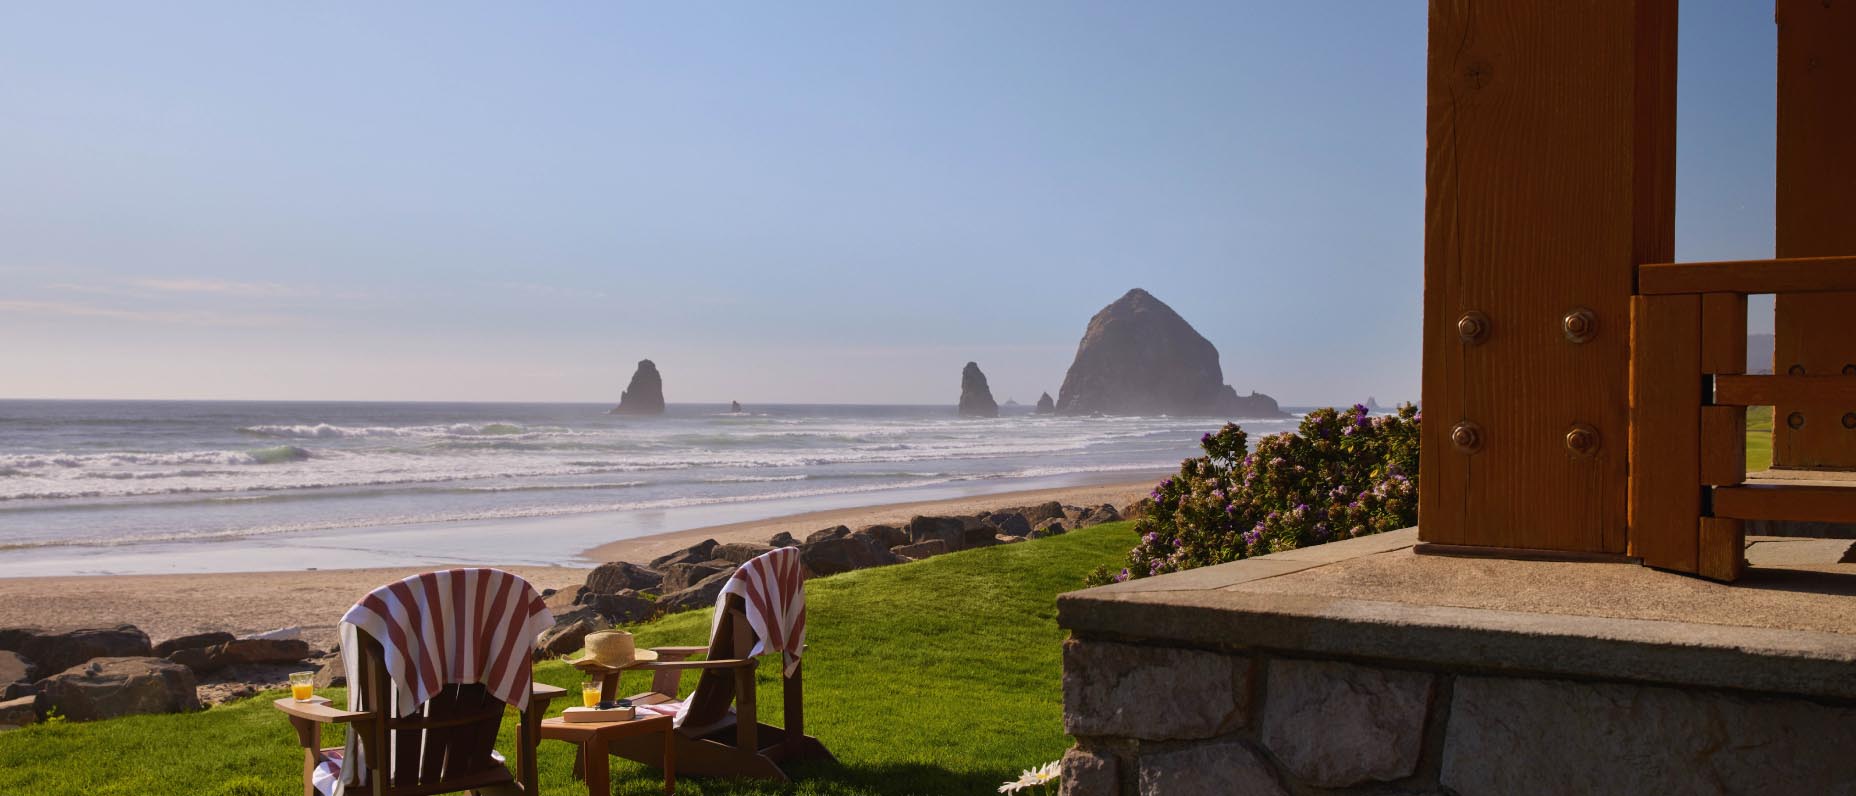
[1713,484,1856,524]
[1712,374,1856,407]
[1638,255,1856,295]
[1629,295,1703,573]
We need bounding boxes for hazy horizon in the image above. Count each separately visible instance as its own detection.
[2,2,1778,405]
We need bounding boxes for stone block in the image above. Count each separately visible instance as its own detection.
[1138,740,1285,796]
[151,632,236,659]
[0,650,33,690]
[2,626,151,675]
[1260,659,1432,787]
[1063,639,1246,740]
[583,561,663,593]
[0,695,36,729]
[1060,746,1118,796]
[1443,675,1856,795]
[37,657,198,721]
[891,539,949,561]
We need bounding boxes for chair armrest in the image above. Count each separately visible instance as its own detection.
[635,657,756,670]
[274,696,372,725]
[649,646,708,660]
[530,682,566,710]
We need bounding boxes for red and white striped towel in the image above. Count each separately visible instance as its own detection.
[330,568,552,793]
[717,546,808,675]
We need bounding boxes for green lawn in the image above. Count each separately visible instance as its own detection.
[1747,405,1772,472]
[0,523,1137,796]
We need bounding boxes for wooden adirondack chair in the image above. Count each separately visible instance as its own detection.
[574,592,833,782]
[276,628,565,796]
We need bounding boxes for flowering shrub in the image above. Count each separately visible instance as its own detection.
[1087,404,1419,585]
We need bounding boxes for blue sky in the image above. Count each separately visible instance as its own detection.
[1,1,1776,404]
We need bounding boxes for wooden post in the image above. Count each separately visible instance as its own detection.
[1773,0,1856,470]
[1630,294,1702,573]
[1420,0,1677,553]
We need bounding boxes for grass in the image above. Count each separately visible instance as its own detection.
[1747,405,1773,472]
[0,522,1138,796]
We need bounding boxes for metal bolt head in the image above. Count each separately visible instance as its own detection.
[1562,308,1597,343]
[1564,424,1600,457]
[1843,364,1856,376]
[1788,412,1807,430]
[1789,364,1807,376]
[1844,413,1856,430]
[1451,421,1484,454]
[1457,311,1489,345]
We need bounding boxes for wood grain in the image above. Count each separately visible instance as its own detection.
[1713,375,1856,408]
[1713,484,1856,524]
[1697,517,1745,583]
[1639,256,1856,295]
[1419,0,1675,553]
[1700,407,1746,487]
[1774,0,1856,469]
[1629,294,1701,573]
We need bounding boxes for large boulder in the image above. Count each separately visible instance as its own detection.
[0,626,152,676]
[609,359,666,415]
[713,542,775,565]
[656,570,735,614]
[576,589,656,625]
[1029,518,1068,539]
[853,524,909,550]
[151,632,236,659]
[958,362,1000,418]
[891,540,949,561]
[805,526,851,544]
[908,515,968,549]
[985,512,1033,537]
[37,657,199,721]
[1055,288,1288,417]
[661,560,735,593]
[1011,501,1067,525]
[584,561,663,594]
[768,531,800,548]
[166,639,311,675]
[650,539,719,570]
[535,612,599,659]
[312,656,346,688]
[1078,504,1122,527]
[799,536,897,577]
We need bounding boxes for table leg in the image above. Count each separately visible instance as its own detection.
[584,737,610,796]
[663,726,676,795]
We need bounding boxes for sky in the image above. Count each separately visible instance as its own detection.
[1,1,1778,405]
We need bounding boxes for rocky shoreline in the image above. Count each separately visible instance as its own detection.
[0,486,1152,730]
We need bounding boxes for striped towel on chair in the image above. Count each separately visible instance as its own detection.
[717,546,808,675]
[331,568,552,792]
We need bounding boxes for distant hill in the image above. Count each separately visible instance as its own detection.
[1748,334,1773,374]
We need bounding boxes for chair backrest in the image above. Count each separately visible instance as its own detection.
[350,629,517,794]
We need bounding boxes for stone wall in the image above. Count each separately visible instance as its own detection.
[1060,636,1856,795]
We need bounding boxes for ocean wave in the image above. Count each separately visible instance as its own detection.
[238,422,555,439]
[700,474,809,483]
[0,446,310,472]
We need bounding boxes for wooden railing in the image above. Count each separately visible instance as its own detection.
[1630,256,1856,582]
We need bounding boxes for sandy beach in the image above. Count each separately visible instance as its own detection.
[0,479,1155,650]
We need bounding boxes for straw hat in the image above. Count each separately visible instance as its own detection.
[583,629,658,667]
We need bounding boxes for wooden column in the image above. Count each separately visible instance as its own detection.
[1773,0,1856,469]
[1420,0,1677,553]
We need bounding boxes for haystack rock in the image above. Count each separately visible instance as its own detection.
[609,359,665,415]
[958,362,999,418]
[1056,288,1288,418]
[1035,392,1056,414]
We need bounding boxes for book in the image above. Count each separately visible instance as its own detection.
[562,705,638,723]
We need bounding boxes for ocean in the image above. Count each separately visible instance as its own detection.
[0,400,1304,576]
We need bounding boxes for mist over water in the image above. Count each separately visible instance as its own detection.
[0,400,1303,575]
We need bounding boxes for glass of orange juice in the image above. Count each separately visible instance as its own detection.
[582,680,603,708]
[290,671,315,702]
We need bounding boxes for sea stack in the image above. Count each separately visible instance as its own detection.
[958,362,999,418]
[1034,392,1055,414]
[1056,288,1287,418]
[610,359,666,415]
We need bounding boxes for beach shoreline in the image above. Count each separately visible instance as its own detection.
[0,477,1158,650]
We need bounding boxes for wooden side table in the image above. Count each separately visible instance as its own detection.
[540,713,676,795]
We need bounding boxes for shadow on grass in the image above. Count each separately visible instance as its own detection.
[607,758,1013,795]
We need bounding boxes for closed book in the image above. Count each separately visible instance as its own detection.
[562,705,637,723]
